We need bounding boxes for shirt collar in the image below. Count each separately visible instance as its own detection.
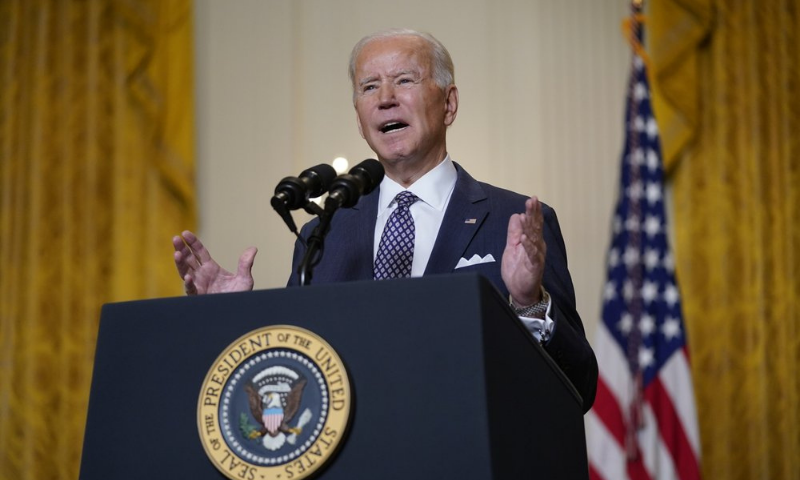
[378,155,458,212]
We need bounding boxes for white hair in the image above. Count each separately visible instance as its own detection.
[348,28,455,102]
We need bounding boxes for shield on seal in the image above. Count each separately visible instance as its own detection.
[262,407,284,436]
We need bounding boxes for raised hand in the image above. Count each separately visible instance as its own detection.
[501,197,546,308]
[172,230,257,295]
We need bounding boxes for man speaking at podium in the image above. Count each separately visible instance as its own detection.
[173,29,597,412]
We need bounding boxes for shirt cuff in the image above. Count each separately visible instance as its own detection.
[517,296,554,345]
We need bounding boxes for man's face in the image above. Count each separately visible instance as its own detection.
[353,36,457,176]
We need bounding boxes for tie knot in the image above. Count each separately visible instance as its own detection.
[395,191,418,208]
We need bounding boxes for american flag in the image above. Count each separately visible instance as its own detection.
[586,8,702,480]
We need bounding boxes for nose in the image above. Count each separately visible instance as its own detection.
[378,82,398,109]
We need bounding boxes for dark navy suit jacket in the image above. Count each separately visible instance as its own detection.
[288,163,597,412]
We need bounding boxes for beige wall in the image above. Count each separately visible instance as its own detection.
[193,0,631,340]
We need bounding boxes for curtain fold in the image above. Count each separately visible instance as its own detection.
[0,1,196,478]
[650,1,800,479]
[649,0,712,173]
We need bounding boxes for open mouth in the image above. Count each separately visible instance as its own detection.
[380,121,409,133]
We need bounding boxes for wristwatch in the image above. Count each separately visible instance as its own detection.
[511,288,550,319]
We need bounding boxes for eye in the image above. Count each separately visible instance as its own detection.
[362,84,377,93]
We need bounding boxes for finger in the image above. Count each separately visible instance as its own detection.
[184,274,198,295]
[530,198,546,255]
[522,235,546,265]
[181,230,213,265]
[506,213,524,247]
[172,235,186,252]
[174,250,194,279]
[517,234,542,269]
[173,235,199,269]
[520,200,546,258]
[519,232,536,253]
[524,197,543,232]
[534,199,544,233]
[520,232,547,267]
[520,211,546,253]
[237,247,258,278]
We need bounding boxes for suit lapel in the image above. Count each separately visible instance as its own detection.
[424,164,489,275]
[347,187,379,280]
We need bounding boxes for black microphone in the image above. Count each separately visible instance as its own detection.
[271,163,337,237]
[325,159,384,211]
[271,163,337,211]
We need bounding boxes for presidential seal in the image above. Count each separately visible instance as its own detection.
[198,325,351,480]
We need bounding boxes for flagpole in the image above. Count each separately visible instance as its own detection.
[624,0,646,462]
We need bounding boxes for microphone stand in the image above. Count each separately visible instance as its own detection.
[293,159,383,286]
[296,200,330,286]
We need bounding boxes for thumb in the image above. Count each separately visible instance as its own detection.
[237,247,258,278]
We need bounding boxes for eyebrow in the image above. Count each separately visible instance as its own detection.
[358,76,379,87]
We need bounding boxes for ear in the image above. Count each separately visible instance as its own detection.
[356,109,365,139]
[443,85,459,127]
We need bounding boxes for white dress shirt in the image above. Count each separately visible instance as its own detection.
[371,155,555,344]
[373,155,458,278]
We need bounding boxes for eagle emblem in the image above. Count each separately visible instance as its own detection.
[199,326,351,479]
[243,365,313,451]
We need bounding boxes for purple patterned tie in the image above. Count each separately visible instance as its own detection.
[373,191,419,280]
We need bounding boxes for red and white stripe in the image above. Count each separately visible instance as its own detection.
[587,325,701,480]
[263,413,284,435]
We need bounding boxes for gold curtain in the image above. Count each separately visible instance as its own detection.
[0,1,196,478]
[650,0,800,478]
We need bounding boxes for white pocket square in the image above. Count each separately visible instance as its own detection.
[455,254,496,269]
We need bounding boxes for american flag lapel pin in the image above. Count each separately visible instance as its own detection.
[464,218,477,224]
